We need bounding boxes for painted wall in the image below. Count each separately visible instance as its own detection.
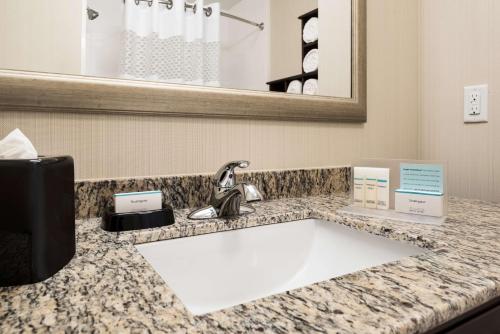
[219,0,270,91]
[318,0,352,98]
[0,0,420,182]
[0,0,83,75]
[419,0,500,202]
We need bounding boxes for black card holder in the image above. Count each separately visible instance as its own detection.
[101,206,175,232]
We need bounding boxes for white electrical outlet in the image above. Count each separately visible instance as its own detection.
[464,85,488,123]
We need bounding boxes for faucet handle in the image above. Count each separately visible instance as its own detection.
[214,160,250,188]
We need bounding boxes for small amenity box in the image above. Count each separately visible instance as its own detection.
[114,190,163,214]
[395,190,444,217]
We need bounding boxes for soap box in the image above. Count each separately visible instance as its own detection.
[395,190,444,217]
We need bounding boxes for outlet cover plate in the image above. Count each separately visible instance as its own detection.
[464,85,488,123]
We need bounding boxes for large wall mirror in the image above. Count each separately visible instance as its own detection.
[0,0,366,122]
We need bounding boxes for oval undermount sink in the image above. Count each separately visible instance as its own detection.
[136,219,426,315]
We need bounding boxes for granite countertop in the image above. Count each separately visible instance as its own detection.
[1,194,500,333]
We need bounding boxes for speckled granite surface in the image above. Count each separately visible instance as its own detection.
[1,195,500,334]
[74,167,351,219]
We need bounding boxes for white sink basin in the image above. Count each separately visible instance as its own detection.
[136,219,425,315]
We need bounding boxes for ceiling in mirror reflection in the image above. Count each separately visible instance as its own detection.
[0,0,352,98]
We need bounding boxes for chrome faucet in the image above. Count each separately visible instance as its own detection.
[188,161,263,220]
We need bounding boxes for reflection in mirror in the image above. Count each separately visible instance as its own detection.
[0,0,352,98]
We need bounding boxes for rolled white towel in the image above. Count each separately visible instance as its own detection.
[303,79,318,95]
[287,80,303,94]
[303,49,319,73]
[303,17,319,44]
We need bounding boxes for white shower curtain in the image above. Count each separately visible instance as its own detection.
[121,0,220,86]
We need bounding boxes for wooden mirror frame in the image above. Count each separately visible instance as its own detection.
[0,0,366,122]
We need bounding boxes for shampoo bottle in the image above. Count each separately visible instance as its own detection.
[375,168,390,210]
[364,173,378,209]
[353,167,365,207]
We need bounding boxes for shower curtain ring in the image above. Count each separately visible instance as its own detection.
[134,0,153,6]
[184,2,197,13]
[205,7,212,17]
[166,0,173,9]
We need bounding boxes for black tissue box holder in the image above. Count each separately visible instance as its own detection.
[0,156,75,287]
[102,206,175,232]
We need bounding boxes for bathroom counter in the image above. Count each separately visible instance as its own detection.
[1,195,500,333]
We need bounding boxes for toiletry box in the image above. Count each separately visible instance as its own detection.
[0,156,75,287]
[395,190,444,217]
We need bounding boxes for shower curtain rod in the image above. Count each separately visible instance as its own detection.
[220,11,264,30]
[130,0,264,30]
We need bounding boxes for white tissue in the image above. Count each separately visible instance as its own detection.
[0,129,38,159]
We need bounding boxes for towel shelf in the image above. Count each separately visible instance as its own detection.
[267,8,319,93]
[266,71,318,94]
